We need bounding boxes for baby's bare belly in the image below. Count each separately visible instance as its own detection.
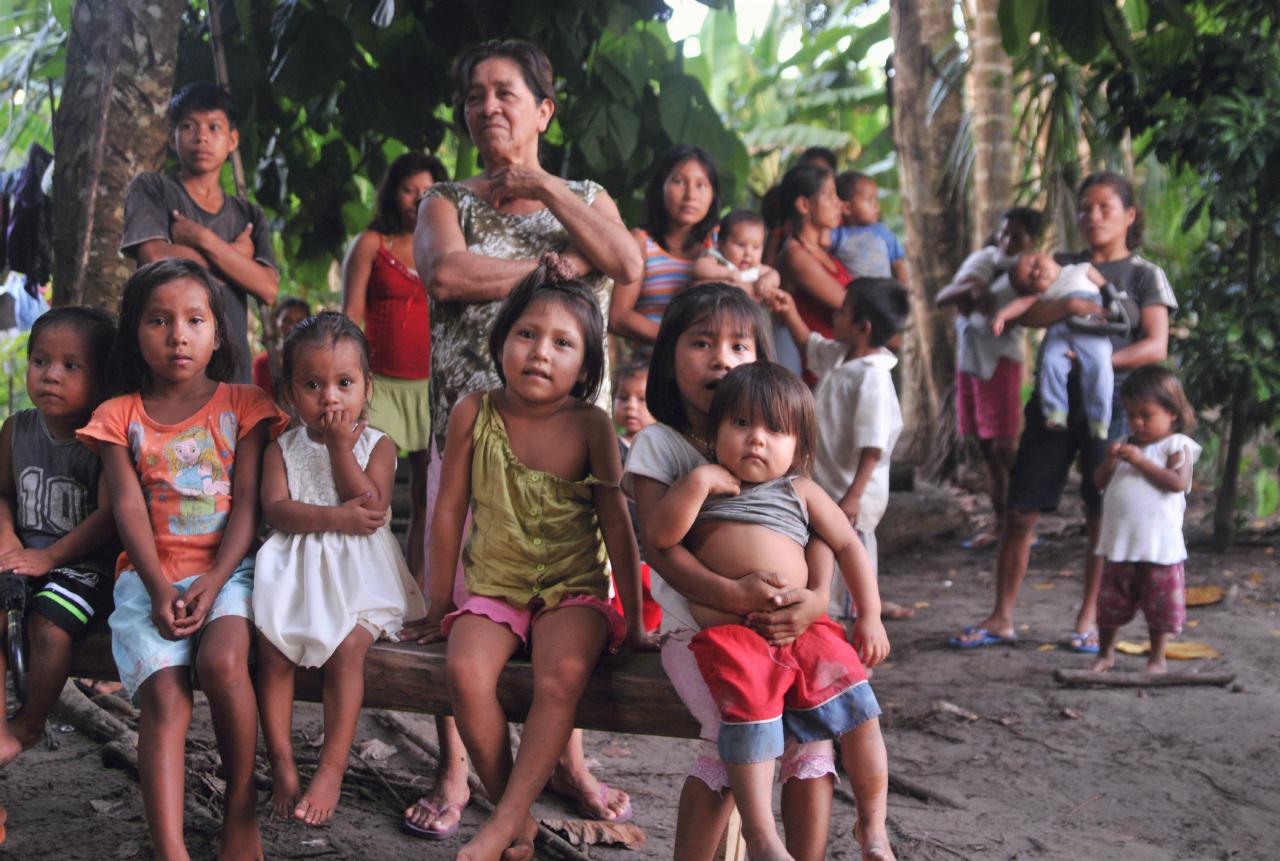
[687,521,808,593]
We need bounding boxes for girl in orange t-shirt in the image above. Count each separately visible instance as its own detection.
[78,258,286,859]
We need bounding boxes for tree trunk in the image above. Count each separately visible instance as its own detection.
[967,0,1013,246]
[51,0,186,311]
[889,0,967,471]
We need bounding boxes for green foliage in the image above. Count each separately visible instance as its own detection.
[0,332,32,418]
[168,0,744,265]
[0,2,66,170]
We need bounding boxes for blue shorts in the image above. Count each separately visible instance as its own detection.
[109,558,255,701]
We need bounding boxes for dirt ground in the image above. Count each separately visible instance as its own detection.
[1,486,1277,860]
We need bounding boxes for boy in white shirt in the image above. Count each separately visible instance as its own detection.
[769,276,912,621]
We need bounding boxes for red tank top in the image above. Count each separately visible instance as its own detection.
[365,242,429,379]
[786,239,851,340]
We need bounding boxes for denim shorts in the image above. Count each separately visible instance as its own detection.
[109,558,254,701]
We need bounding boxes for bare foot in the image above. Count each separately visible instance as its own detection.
[457,814,537,861]
[882,601,915,620]
[0,729,24,767]
[548,766,631,820]
[270,765,302,820]
[295,763,344,826]
[1146,657,1168,674]
[743,835,794,861]
[1088,653,1115,673]
[220,786,264,860]
[855,821,896,860]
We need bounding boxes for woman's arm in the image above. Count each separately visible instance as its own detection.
[607,231,661,343]
[1111,304,1169,369]
[341,231,380,327]
[415,196,542,303]
[690,254,737,284]
[260,440,384,535]
[585,410,646,644]
[778,244,847,311]
[488,166,643,284]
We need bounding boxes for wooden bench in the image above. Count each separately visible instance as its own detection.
[68,630,701,739]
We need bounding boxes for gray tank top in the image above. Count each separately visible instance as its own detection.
[696,476,811,546]
[9,409,105,567]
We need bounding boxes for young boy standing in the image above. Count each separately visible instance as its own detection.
[0,307,117,766]
[120,82,278,383]
[831,171,907,287]
[769,277,913,621]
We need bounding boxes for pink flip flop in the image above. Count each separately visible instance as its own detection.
[401,798,462,840]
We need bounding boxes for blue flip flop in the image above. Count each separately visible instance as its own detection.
[948,625,1017,649]
[1067,630,1100,654]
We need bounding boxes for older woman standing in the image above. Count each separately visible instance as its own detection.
[403,40,642,846]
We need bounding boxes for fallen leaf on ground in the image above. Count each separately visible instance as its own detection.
[540,819,646,849]
[1038,643,1056,651]
[914,601,930,609]
[1061,707,1081,719]
[1246,571,1264,585]
[1185,585,1225,606]
[1019,624,1030,632]
[91,798,124,815]
[1032,582,1056,590]
[930,699,978,721]
[1115,640,1221,660]
[1056,569,1074,578]
[997,715,1021,726]
[1185,620,1199,628]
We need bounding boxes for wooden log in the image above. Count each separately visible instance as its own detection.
[1054,669,1237,688]
[69,632,702,739]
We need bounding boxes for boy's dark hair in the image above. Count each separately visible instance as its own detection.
[167,82,238,129]
[109,259,236,394]
[835,170,872,202]
[368,152,451,234]
[273,296,311,323]
[717,210,765,245]
[453,40,557,133]
[845,277,909,348]
[488,261,605,404]
[708,361,816,477]
[645,144,722,255]
[779,163,833,229]
[612,359,648,396]
[1079,172,1143,250]
[1001,206,1043,240]
[647,283,775,433]
[760,185,785,232]
[281,311,371,389]
[1119,365,1196,433]
[28,306,116,381]
[797,146,838,173]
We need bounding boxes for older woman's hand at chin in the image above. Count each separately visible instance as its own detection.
[745,585,829,646]
[487,163,556,207]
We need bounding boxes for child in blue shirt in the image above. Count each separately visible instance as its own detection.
[831,171,907,287]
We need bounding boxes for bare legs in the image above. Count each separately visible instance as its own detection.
[839,719,894,860]
[257,626,375,825]
[449,607,607,861]
[726,762,794,861]
[974,437,1017,544]
[407,449,429,588]
[138,615,261,861]
[954,506,1102,645]
[673,765,833,861]
[403,715,472,834]
[1090,628,1170,674]
[0,616,73,766]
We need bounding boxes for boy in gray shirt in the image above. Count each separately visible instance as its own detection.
[0,307,117,766]
[120,82,278,383]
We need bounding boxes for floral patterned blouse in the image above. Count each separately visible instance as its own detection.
[423,180,614,452]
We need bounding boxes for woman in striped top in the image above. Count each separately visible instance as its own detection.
[609,145,721,360]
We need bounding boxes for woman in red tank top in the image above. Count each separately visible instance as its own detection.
[775,162,852,379]
[342,152,448,587]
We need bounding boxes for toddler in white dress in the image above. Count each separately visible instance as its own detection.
[1089,365,1200,675]
[253,312,425,825]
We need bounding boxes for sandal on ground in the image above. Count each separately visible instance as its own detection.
[401,798,463,840]
[1067,630,1100,654]
[948,625,1017,649]
[960,531,999,550]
